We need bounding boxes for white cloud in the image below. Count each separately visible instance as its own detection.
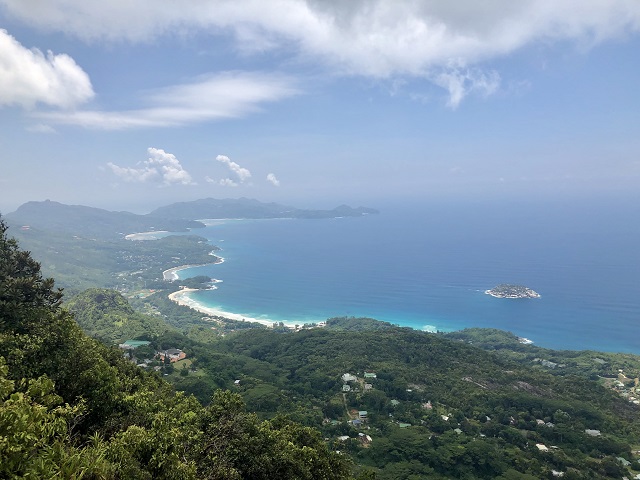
[0,29,93,109]
[3,1,640,105]
[431,66,501,108]
[26,123,56,133]
[36,72,298,129]
[147,147,194,185]
[266,173,280,186]
[219,178,239,187]
[216,154,252,183]
[107,162,158,183]
[107,147,193,185]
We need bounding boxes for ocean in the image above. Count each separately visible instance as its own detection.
[175,196,640,353]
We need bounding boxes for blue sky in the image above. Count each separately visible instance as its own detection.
[1,1,639,213]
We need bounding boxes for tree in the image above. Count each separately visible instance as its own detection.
[0,357,113,478]
[0,219,63,333]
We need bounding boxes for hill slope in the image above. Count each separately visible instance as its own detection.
[66,288,173,343]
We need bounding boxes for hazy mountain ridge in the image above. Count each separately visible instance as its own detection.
[5,200,204,239]
[150,197,379,220]
[4,198,379,239]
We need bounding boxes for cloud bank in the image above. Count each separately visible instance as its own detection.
[107,147,193,185]
[0,29,93,108]
[3,1,640,105]
[37,72,298,129]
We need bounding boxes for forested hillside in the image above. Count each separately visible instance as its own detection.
[66,288,172,343]
[0,219,353,479]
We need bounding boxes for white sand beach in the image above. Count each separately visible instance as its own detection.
[167,287,289,328]
[162,258,225,281]
[125,230,169,240]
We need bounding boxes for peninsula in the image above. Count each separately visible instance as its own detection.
[485,284,540,299]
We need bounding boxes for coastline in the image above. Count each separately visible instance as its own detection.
[162,257,224,281]
[168,287,295,328]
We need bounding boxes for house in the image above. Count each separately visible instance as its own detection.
[234,379,241,386]
[337,436,350,442]
[342,373,357,383]
[358,411,368,420]
[585,429,601,437]
[342,384,351,392]
[364,372,377,379]
[358,433,372,445]
[364,383,373,390]
[536,444,549,452]
[157,348,187,363]
[351,419,362,427]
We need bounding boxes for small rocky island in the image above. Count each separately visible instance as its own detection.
[485,284,540,299]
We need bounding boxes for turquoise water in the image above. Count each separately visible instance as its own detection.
[177,196,640,353]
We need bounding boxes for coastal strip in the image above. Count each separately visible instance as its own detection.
[162,257,224,282]
[168,287,290,328]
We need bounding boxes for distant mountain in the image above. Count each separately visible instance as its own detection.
[4,198,379,239]
[149,197,379,220]
[5,200,204,239]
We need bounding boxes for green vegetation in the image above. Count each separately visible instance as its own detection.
[7,225,217,293]
[325,316,400,331]
[198,327,640,479]
[66,288,172,343]
[0,219,353,479]
[97,315,640,479]
[5,207,640,478]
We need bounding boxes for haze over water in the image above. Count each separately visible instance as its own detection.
[179,196,640,353]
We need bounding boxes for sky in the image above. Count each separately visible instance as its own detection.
[1,1,639,214]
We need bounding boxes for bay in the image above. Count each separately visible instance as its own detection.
[177,196,640,353]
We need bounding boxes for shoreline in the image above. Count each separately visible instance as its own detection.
[162,257,224,281]
[168,287,295,328]
[167,283,448,334]
[167,261,454,333]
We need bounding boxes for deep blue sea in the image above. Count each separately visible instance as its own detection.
[176,196,640,353]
